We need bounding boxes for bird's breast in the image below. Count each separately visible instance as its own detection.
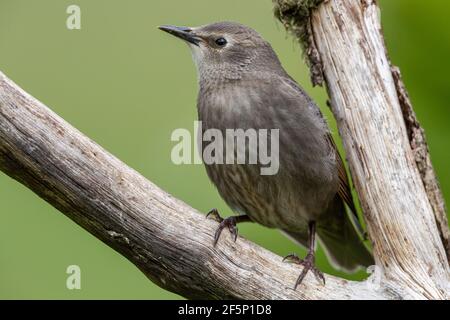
[197,78,339,231]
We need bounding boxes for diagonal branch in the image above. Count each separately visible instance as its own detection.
[0,71,389,300]
[1,0,449,300]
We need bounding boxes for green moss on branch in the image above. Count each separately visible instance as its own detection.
[273,0,325,85]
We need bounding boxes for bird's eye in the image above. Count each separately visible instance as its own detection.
[215,37,227,47]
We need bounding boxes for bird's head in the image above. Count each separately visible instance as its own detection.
[159,21,281,80]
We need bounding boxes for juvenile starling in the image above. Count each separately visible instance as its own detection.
[160,22,373,288]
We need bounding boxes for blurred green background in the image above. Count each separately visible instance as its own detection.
[0,0,448,299]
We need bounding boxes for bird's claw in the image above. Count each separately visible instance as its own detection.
[206,208,223,223]
[283,252,325,289]
[282,253,303,264]
[206,209,238,246]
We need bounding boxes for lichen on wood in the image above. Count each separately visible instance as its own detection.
[273,0,326,86]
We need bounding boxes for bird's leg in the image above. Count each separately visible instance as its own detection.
[283,221,325,288]
[206,208,251,246]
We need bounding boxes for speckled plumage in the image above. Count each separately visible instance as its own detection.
[162,21,373,272]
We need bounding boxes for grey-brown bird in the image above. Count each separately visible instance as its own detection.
[160,21,373,288]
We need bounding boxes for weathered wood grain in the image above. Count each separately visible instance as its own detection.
[0,71,390,299]
[1,0,449,299]
[274,0,449,299]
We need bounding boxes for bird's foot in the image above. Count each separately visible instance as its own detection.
[206,209,249,246]
[283,252,325,289]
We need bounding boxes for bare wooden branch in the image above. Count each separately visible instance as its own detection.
[274,0,449,299]
[390,66,450,261]
[0,71,392,300]
[1,0,449,300]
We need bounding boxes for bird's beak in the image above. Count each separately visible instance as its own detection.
[158,25,200,46]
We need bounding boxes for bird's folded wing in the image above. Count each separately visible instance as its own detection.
[326,133,366,236]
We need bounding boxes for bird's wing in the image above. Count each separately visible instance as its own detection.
[282,74,359,216]
[326,133,366,236]
[268,73,365,235]
[326,134,356,212]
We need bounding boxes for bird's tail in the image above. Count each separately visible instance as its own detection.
[316,196,374,272]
